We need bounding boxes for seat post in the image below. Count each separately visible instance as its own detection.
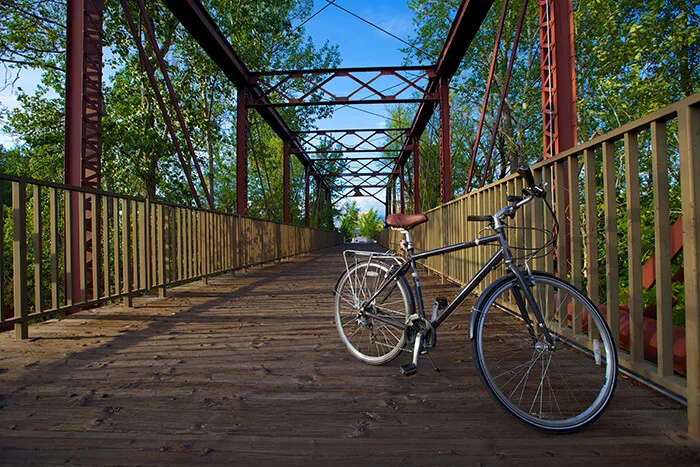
[403,229,414,255]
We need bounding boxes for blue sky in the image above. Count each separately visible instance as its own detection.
[302,0,423,215]
[0,0,427,216]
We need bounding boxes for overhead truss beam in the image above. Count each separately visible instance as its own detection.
[250,66,435,107]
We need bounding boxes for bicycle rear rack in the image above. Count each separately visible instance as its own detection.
[342,249,403,277]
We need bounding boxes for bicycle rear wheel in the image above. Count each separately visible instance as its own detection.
[334,261,413,365]
[472,273,617,433]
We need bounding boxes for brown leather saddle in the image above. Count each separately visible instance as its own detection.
[384,213,428,230]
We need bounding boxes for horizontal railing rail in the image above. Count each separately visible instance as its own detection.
[0,176,342,338]
[378,92,700,440]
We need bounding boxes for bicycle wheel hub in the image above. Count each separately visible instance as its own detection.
[534,340,547,352]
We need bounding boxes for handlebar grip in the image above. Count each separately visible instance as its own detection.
[517,164,536,188]
[467,215,492,222]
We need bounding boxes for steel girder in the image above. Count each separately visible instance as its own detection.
[292,128,410,154]
[249,66,435,107]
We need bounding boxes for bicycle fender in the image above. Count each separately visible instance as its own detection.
[332,273,344,295]
[469,274,516,340]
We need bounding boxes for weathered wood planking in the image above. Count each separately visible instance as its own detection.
[0,245,698,465]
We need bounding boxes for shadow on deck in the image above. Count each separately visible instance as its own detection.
[0,245,698,465]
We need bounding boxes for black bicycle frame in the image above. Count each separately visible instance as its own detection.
[365,233,501,329]
[364,228,554,344]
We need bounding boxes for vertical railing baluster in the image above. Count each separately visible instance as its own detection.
[33,185,42,314]
[49,188,58,310]
[12,181,28,339]
[555,160,568,285]
[122,199,132,307]
[91,194,99,302]
[625,131,643,362]
[158,203,165,297]
[102,196,110,299]
[131,200,138,291]
[678,102,700,442]
[651,121,673,377]
[602,141,620,347]
[139,200,147,291]
[113,197,121,297]
[78,193,86,304]
[150,200,156,289]
[568,156,582,336]
[583,148,599,343]
[65,191,73,307]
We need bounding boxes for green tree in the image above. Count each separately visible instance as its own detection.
[1,0,340,220]
[339,200,360,241]
[358,208,383,239]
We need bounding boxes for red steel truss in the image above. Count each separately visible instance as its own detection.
[249,67,435,107]
[65,0,103,191]
[65,0,103,305]
[293,128,410,154]
[65,0,579,231]
[538,0,577,158]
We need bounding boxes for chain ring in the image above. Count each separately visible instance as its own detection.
[404,314,437,349]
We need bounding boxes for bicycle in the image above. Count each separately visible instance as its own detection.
[333,165,617,434]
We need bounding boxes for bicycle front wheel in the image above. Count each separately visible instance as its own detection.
[472,273,617,433]
[334,260,413,365]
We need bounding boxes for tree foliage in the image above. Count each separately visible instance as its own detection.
[358,208,383,239]
[339,200,360,241]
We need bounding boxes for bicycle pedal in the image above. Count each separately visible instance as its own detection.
[399,363,418,376]
[431,297,448,321]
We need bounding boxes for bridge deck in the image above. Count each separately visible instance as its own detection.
[0,246,698,465]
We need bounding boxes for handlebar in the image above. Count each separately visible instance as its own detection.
[468,164,547,228]
[517,164,547,198]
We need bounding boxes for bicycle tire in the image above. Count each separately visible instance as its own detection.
[472,272,617,433]
[334,260,414,365]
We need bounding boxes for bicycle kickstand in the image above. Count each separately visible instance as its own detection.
[400,333,424,376]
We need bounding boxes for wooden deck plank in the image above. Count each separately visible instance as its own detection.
[0,245,698,465]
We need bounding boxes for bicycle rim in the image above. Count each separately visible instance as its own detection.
[335,261,411,365]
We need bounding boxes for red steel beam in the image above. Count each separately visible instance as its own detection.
[65,0,103,191]
[304,166,310,227]
[136,0,214,208]
[399,163,406,214]
[236,87,249,216]
[465,0,509,192]
[121,0,202,206]
[297,149,404,154]
[413,137,421,213]
[318,172,393,177]
[283,141,291,224]
[249,98,433,108]
[249,66,435,107]
[539,0,577,157]
[255,65,432,75]
[480,0,528,187]
[65,0,103,304]
[439,78,452,203]
[295,127,411,134]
